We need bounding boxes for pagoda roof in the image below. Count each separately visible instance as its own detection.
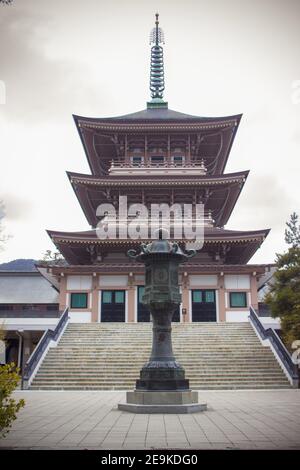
[67,170,248,228]
[47,227,269,265]
[73,111,242,177]
[74,109,242,125]
[68,170,248,186]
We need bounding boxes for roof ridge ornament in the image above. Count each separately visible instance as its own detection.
[147,13,168,110]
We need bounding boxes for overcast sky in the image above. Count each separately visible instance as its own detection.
[0,0,299,264]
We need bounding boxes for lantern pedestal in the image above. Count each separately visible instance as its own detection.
[118,236,207,414]
[118,390,207,414]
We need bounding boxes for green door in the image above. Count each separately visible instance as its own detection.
[101,290,126,322]
[192,290,216,322]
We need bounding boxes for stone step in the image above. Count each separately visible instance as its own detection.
[59,345,261,348]
[32,377,289,385]
[59,338,260,342]
[41,355,276,360]
[46,351,271,356]
[30,384,287,391]
[58,342,261,346]
[43,354,276,360]
[39,363,280,369]
[34,374,287,381]
[66,325,253,329]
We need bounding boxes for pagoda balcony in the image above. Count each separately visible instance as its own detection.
[97,211,215,231]
[108,160,207,176]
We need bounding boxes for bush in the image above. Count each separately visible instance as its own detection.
[0,363,25,438]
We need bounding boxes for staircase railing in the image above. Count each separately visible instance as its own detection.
[22,307,69,389]
[249,306,299,387]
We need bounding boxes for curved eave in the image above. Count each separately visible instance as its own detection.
[47,228,270,244]
[47,228,269,265]
[67,170,249,228]
[73,111,242,127]
[67,170,249,186]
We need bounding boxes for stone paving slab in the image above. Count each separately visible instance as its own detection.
[0,390,300,450]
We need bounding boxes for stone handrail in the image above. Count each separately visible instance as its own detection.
[249,306,299,387]
[22,307,69,389]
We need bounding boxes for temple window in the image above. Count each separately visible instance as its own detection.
[131,156,144,166]
[192,290,215,303]
[70,292,88,309]
[229,292,247,308]
[172,155,184,165]
[102,291,112,303]
[151,155,164,164]
[102,290,125,304]
[115,291,125,303]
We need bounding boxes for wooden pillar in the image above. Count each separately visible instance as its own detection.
[145,135,148,163]
[125,134,128,162]
[91,274,99,322]
[250,273,258,310]
[127,286,136,322]
[23,332,32,366]
[188,134,191,164]
[181,273,190,323]
[218,273,226,322]
[167,134,171,163]
[58,275,67,311]
[182,287,190,323]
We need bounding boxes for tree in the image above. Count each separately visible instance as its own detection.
[285,212,300,248]
[0,326,25,438]
[265,247,300,349]
[0,365,25,438]
[0,201,10,252]
[42,250,64,262]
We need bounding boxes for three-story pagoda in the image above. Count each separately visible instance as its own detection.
[47,14,270,324]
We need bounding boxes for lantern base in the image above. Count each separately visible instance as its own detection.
[136,360,190,390]
[118,390,207,414]
[136,378,190,391]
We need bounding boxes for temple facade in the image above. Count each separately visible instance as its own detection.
[46,15,270,324]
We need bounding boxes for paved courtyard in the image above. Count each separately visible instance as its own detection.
[1,390,300,450]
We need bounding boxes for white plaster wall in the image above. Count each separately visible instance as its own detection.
[224,274,250,289]
[189,275,218,287]
[260,317,281,329]
[99,275,128,287]
[67,275,92,290]
[226,311,249,322]
[68,312,92,323]
[1,318,58,330]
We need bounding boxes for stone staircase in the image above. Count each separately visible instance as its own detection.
[30,322,291,390]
